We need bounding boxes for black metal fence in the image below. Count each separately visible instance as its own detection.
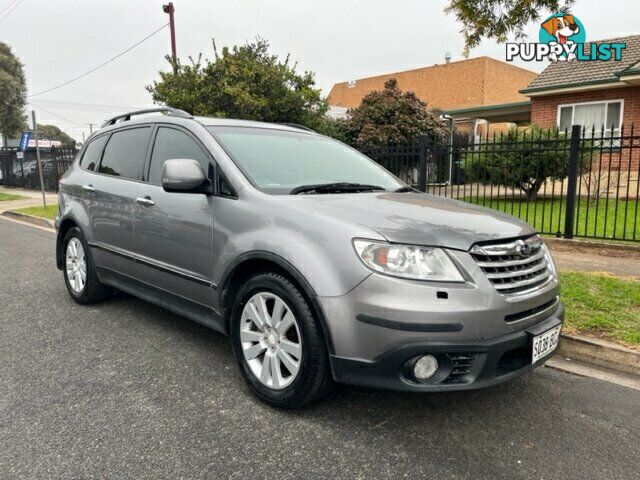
[0,145,77,192]
[364,124,640,242]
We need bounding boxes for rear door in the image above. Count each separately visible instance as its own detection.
[132,125,215,308]
[88,126,152,278]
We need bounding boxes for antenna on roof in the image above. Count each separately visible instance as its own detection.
[445,52,452,64]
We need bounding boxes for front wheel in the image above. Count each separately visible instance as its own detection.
[230,272,334,408]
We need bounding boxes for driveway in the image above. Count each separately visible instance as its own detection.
[1,219,639,479]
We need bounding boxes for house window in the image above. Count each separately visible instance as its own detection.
[557,100,623,137]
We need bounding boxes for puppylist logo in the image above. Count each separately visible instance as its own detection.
[506,12,626,63]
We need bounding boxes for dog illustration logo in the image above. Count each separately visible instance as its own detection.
[539,13,586,62]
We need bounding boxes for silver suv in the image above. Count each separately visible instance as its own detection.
[56,108,563,407]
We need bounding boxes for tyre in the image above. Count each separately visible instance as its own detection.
[62,227,112,304]
[230,272,334,408]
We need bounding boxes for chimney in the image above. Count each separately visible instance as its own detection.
[445,52,452,64]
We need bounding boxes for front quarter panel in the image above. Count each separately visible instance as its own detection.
[213,190,381,300]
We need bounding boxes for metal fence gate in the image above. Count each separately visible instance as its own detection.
[0,145,77,192]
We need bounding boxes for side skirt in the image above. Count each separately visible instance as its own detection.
[96,267,226,334]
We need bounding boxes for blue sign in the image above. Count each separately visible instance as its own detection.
[18,132,32,151]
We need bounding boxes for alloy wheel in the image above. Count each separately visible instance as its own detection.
[240,292,302,389]
[65,238,87,294]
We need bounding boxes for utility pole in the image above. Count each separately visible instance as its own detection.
[163,2,177,64]
[31,110,47,208]
[89,123,93,134]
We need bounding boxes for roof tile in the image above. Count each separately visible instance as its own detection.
[524,35,640,92]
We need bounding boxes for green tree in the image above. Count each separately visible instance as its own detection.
[314,116,349,143]
[445,0,574,56]
[464,125,572,201]
[147,39,328,130]
[342,78,448,150]
[0,42,27,144]
[37,124,74,143]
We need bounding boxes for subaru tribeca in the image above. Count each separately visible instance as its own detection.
[56,108,563,408]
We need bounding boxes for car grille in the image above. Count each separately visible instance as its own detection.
[470,235,554,297]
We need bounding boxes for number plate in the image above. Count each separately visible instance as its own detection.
[532,325,562,364]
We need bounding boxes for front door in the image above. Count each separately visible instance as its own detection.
[132,125,215,308]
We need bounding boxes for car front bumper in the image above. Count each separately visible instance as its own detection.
[329,307,563,392]
[318,258,563,392]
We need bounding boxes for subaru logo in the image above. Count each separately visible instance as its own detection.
[515,240,532,257]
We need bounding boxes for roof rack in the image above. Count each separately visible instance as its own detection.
[280,123,315,132]
[102,107,193,127]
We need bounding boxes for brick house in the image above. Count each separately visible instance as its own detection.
[327,56,537,139]
[522,35,640,133]
[522,35,640,175]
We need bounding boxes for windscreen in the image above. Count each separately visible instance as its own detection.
[208,126,403,194]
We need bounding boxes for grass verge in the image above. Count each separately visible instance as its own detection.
[464,197,640,241]
[0,192,28,202]
[560,271,640,346]
[13,205,58,221]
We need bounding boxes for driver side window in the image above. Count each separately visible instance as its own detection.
[148,127,211,185]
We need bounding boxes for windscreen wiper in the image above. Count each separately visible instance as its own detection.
[290,182,387,195]
[393,186,416,192]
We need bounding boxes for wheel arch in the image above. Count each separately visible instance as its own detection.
[219,251,335,355]
[56,216,80,269]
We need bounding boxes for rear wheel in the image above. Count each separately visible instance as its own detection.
[230,272,334,408]
[63,227,111,304]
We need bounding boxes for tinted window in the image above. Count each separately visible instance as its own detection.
[98,127,151,180]
[148,127,210,185]
[80,135,108,170]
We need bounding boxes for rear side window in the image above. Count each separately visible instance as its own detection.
[148,127,210,185]
[80,135,108,171]
[98,127,151,180]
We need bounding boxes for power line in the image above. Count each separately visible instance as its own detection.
[29,99,148,111]
[0,0,24,24]
[29,100,146,114]
[29,23,169,98]
[27,102,91,128]
[0,0,19,16]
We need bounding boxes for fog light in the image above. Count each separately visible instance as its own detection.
[414,355,439,381]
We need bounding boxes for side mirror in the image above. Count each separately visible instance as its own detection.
[162,159,211,194]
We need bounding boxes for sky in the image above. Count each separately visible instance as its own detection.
[1,0,638,141]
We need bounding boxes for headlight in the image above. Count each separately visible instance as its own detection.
[353,239,465,282]
[542,244,558,277]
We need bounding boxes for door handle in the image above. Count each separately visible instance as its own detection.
[136,196,155,207]
[82,184,95,193]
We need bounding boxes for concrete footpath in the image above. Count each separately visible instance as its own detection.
[0,186,56,214]
[548,241,640,279]
[551,249,640,279]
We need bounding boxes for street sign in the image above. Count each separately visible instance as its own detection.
[19,132,32,151]
[16,151,24,159]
